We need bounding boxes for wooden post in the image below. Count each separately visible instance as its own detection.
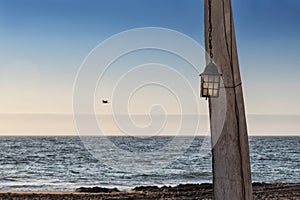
[204,0,253,199]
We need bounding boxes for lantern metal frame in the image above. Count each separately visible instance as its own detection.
[200,62,221,98]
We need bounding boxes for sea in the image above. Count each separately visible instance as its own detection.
[0,136,299,191]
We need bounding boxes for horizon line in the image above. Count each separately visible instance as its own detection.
[0,134,299,137]
[0,113,300,116]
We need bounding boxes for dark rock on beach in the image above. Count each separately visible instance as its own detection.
[75,187,119,193]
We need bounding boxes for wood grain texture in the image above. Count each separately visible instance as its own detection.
[204,0,253,199]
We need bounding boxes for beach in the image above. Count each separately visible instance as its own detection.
[0,183,299,200]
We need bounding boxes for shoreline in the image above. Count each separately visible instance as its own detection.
[0,183,299,200]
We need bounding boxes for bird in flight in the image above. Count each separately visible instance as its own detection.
[102,100,109,104]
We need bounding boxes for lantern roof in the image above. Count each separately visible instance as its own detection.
[200,62,220,76]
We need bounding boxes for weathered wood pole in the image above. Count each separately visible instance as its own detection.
[204,0,253,199]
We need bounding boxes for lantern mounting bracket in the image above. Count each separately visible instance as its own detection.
[222,82,242,89]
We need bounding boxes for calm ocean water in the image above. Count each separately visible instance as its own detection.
[0,136,298,190]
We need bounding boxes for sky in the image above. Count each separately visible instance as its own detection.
[0,0,299,135]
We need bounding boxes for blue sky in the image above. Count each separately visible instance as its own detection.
[0,0,300,115]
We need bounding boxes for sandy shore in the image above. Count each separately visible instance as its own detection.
[0,183,299,200]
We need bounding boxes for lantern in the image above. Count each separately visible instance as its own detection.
[200,62,221,98]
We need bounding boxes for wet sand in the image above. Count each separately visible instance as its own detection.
[0,182,299,200]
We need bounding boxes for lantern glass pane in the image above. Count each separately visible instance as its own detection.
[206,82,211,89]
[203,75,209,82]
[214,83,219,89]
[213,90,218,97]
[203,89,208,96]
[209,89,213,95]
[213,76,219,82]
